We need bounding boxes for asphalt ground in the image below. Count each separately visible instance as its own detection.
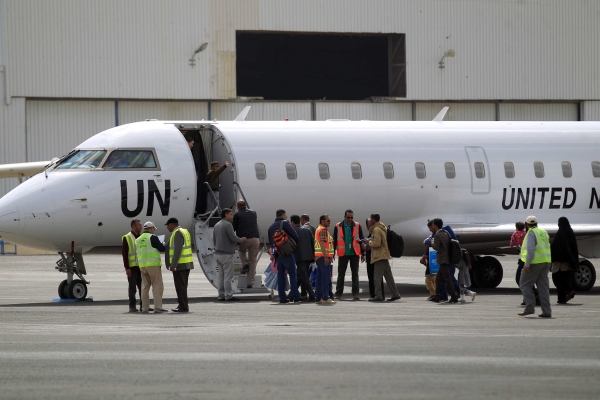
[1,254,599,400]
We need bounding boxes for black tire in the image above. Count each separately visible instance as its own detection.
[68,279,88,300]
[571,260,596,292]
[58,279,70,299]
[475,256,503,288]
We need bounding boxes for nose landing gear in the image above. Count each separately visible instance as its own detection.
[56,251,89,300]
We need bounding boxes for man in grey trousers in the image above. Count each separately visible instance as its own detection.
[518,215,552,318]
[214,208,246,301]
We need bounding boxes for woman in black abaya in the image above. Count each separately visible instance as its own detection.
[550,217,579,304]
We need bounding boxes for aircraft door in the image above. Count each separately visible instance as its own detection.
[464,146,491,195]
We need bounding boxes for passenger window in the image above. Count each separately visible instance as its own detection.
[55,149,107,170]
[474,162,485,178]
[561,162,572,178]
[444,162,455,179]
[504,162,515,178]
[254,163,266,180]
[318,163,330,179]
[351,162,362,179]
[285,163,297,180]
[415,162,426,179]
[103,150,157,169]
[534,161,544,178]
[592,161,600,178]
[383,162,394,179]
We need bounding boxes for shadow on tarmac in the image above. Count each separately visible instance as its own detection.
[1,281,598,308]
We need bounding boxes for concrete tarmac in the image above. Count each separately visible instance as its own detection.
[1,254,599,399]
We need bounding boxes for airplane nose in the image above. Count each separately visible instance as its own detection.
[0,199,20,234]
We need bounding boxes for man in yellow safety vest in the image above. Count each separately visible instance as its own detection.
[166,217,194,312]
[135,221,167,313]
[518,215,552,318]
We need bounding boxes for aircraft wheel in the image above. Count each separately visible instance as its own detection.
[571,260,596,292]
[475,256,503,288]
[58,279,70,299]
[68,279,88,300]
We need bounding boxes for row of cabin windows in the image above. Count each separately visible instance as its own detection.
[254,161,600,180]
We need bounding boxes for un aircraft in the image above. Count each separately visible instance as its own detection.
[0,107,599,300]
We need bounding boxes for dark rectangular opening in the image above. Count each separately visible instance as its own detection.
[236,32,405,100]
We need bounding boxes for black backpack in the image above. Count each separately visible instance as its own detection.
[448,239,462,265]
[386,226,404,258]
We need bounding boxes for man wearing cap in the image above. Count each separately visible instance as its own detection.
[165,218,194,312]
[135,221,167,313]
[206,160,230,212]
[518,216,552,318]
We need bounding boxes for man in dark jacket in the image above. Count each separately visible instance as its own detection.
[267,209,301,304]
[206,160,229,212]
[291,214,315,301]
[233,200,260,288]
[431,218,459,303]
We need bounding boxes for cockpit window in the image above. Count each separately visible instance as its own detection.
[103,150,157,169]
[55,150,107,169]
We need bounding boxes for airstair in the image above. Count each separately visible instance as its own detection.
[193,182,270,295]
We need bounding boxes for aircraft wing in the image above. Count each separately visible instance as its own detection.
[454,223,600,244]
[0,161,51,180]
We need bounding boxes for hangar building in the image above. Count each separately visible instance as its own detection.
[0,0,599,197]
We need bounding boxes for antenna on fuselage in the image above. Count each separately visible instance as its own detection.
[433,106,449,121]
[234,106,251,121]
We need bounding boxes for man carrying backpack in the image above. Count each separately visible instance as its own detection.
[268,209,301,304]
[430,218,459,304]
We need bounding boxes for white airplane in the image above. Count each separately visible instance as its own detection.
[0,107,599,300]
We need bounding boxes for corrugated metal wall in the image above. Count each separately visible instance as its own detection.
[119,101,209,125]
[315,102,412,121]
[583,101,600,121]
[416,103,496,121]
[211,102,311,121]
[0,95,25,198]
[26,101,115,161]
[3,0,599,101]
[498,103,578,121]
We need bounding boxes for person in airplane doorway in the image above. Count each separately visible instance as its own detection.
[214,208,247,302]
[122,218,146,313]
[135,221,167,313]
[206,161,229,213]
[518,216,552,318]
[551,217,579,304]
[290,214,315,302]
[268,209,301,304]
[333,210,365,301]
[184,135,198,181]
[367,214,401,302]
[233,200,260,288]
[313,215,336,305]
[430,218,459,304]
[165,218,194,312]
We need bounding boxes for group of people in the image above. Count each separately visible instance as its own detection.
[122,217,193,313]
[510,215,579,318]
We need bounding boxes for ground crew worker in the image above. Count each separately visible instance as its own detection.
[333,209,364,301]
[314,215,335,305]
[122,218,145,313]
[135,221,167,313]
[206,160,229,212]
[165,218,194,313]
[518,216,552,318]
